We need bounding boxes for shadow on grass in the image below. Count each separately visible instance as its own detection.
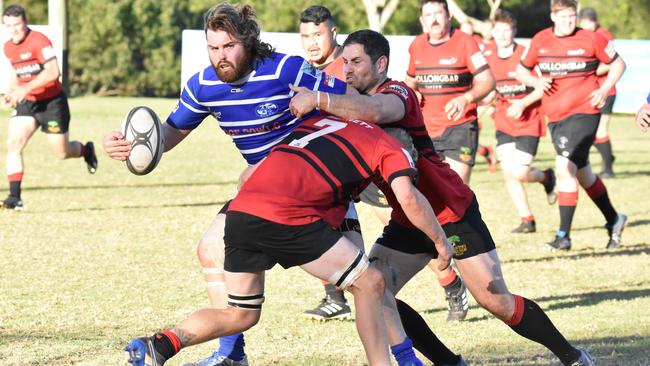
[614,170,650,178]
[502,243,650,264]
[474,334,650,366]
[23,180,238,191]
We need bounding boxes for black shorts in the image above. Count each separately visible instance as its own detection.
[359,182,390,208]
[13,92,71,134]
[432,120,479,166]
[548,113,600,169]
[375,197,496,260]
[224,211,342,273]
[495,131,540,157]
[600,94,616,115]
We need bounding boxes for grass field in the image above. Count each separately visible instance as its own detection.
[0,96,649,366]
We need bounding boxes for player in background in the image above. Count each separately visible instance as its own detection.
[124,115,454,366]
[405,0,496,185]
[298,5,354,322]
[516,0,627,250]
[104,4,376,366]
[290,29,596,366]
[298,5,469,323]
[482,10,556,234]
[579,7,618,178]
[1,4,97,210]
[636,92,650,132]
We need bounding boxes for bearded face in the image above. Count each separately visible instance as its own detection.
[206,29,253,83]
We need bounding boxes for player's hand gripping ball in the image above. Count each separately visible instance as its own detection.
[121,106,164,175]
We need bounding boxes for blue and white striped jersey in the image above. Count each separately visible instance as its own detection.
[167,52,347,164]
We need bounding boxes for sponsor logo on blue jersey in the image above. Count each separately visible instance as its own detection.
[255,103,279,118]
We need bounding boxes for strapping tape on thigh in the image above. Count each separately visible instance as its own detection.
[329,251,369,290]
[228,293,265,310]
[205,281,226,289]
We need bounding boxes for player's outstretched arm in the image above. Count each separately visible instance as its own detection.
[390,176,453,270]
[102,131,131,161]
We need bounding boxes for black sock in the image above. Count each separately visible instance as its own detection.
[507,297,580,365]
[396,299,459,365]
[9,181,21,198]
[324,284,346,303]
[152,331,180,361]
[594,141,614,172]
[559,205,576,236]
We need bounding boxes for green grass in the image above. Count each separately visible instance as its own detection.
[0,96,649,365]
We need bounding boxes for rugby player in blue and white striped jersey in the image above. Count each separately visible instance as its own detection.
[104,3,413,366]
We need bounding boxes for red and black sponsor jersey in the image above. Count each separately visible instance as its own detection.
[229,115,417,226]
[407,29,490,137]
[375,79,475,226]
[485,44,544,137]
[3,29,61,101]
[322,55,345,80]
[521,27,618,123]
[595,27,617,96]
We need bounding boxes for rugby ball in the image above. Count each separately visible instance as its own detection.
[121,106,164,175]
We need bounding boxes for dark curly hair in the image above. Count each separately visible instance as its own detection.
[203,3,275,61]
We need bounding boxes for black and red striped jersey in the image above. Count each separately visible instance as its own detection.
[375,79,475,226]
[485,44,544,137]
[520,27,618,122]
[407,29,489,137]
[229,115,416,225]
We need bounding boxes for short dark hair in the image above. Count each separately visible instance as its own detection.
[578,7,598,22]
[300,5,335,26]
[420,0,449,13]
[203,3,275,61]
[343,29,390,68]
[3,4,27,21]
[551,0,578,12]
[493,9,517,29]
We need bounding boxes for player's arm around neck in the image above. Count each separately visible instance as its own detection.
[323,88,406,124]
[390,175,453,270]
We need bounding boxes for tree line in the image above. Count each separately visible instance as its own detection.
[9,0,649,97]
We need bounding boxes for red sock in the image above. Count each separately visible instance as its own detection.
[8,172,23,182]
[504,294,525,326]
[438,269,458,287]
[522,215,535,223]
[594,136,610,144]
[585,177,606,200]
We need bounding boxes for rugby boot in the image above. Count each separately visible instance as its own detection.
[511,220,536,233]
[605,213,627,249]
[543,169,557,204]
[183,353,249,366]
[125,337,166,366]
[303,295,351,321]
[546,236,572,251]
[445,280,469,322]
[84,141,98,174]
[569,348,595,366]
[1,195,23,211]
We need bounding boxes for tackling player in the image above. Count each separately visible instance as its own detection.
[579,7,618,178]
[124,114,454,366]
[290,29,596,366]
[405,0,495,184]
[482,10,556,233]
[298,5,469,323]
[2,4,97,210]
[516,0,627,250]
